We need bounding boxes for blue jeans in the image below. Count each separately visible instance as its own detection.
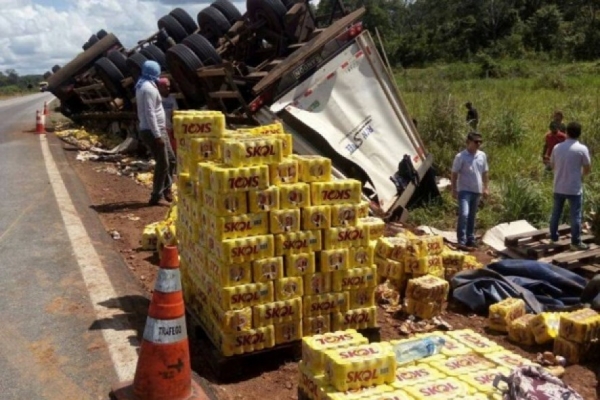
[550,193,583,244]
[457,191,481,245]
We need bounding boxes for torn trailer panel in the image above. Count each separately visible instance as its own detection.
[266,29,435,218]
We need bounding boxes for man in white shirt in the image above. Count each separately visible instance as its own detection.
[550,121,591,250]
[451,132,489,248]
[135,61,176,205]
[157,77,179,154]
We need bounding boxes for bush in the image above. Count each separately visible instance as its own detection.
[499,177,551,225]
[487,109,526,147]
[533,71,568,90]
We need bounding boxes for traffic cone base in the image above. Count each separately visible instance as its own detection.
[110,246,211,400]
[111,379,209,400]
[35,110,45,134]
[43,101,49,115]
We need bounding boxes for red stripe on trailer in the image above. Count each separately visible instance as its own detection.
[304,89,313,97]
[326,72,335,80]
[341,61,349,69]
[365,46,371,55]
[355,50,363,58]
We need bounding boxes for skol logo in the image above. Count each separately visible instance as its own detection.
[283,239,308,250]
[346,369,379,383]
[419,383,460,396]
[339,347,379,359]
[246,145,276,158]
[311,300,335,312]
[342,276,365,287]
[396,368,429,381]
[322,189,351,201]
[314,332,353,345]
[235,332,265,347]
[224,221,252,233]
[228,176,260,190]
[338,229,364,242]
[183,122,212,134]
[265,304,293,319]
[231,292,259,304]
[344,311,370,324]
[231,244,259,258]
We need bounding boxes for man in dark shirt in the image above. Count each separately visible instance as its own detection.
[466,102,479,130]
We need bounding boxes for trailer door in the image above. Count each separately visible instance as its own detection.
[270,30,426,212]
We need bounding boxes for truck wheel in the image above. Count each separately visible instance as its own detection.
[211,0,242,25]
[82,41,91,51]
[95,57,126,97]
[166,44,205,107]
[170,8,198,34]
[52,65,61,73]
[158,14,188,43]
[126,52,148,81]
[281,0,296,9]
[97,29,108,39]
[88,34,99,46]
[247,0,287,33]
[197,7,231,46]
[140,44,167,71]
[107,50,129,76]
[182,34,222,66]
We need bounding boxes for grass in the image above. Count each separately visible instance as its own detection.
[397,61,600,232]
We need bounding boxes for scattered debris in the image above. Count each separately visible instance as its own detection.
[109,230,121,240]
[375,281,401,313]
[396,315,452,336]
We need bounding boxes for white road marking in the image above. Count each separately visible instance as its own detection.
[40,134,139,382]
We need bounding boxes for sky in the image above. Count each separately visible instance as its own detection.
[0,0,246,76]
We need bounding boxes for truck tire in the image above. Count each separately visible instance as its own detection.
[97,29,108,39]
[197,7,231,46]
[182,34,222,66]
[210,0,242,25]
[88,34,99,47]
[47,33,121,93]
[166,44,205,107]
[247,0,287,33]
[95,57,126,97]
[140,44,167,71]
[158,14,188,44]
[52,65,61,73]
[82,41,91,51]
[107,50,129,76]
[170,8,198,34]
[126,52,148,80]
[281,0,296,9]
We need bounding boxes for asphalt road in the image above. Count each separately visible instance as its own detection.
[0,93,144,399]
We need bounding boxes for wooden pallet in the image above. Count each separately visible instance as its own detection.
[504,225,597,260]
[186,310,380,382]
[550,247,600,278]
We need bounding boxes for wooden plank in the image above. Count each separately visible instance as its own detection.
[209,91,240,99]
[73,83,105,92]
[197,67,227,78]
[253,7,365,94]
[525,235,595,259]
[504,224,570,246]
[552,247,600,267]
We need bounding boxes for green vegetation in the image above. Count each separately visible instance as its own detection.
[0,70,43,97]
[397,61,600,232]
[317,0,600,67]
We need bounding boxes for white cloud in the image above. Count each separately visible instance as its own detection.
[0,0,246,75]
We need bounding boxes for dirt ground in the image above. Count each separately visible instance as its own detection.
[61,137,600,400]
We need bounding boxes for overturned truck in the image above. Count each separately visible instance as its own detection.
[46,0,438,220]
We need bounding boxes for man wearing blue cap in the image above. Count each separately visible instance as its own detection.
[135,60,176,205]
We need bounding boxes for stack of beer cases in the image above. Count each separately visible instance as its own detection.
[299,328,546,400]
[173,110,384,356]
[553,308,600,364]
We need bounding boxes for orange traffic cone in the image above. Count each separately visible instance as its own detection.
[36,110,45,134]
[111,246,209,400]
[43,101,49,116]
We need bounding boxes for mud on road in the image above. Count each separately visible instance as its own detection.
[61,138,600,400]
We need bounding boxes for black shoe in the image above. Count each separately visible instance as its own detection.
[163,189,173,203]
[148,195,161,206]
[465,240,478,249]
